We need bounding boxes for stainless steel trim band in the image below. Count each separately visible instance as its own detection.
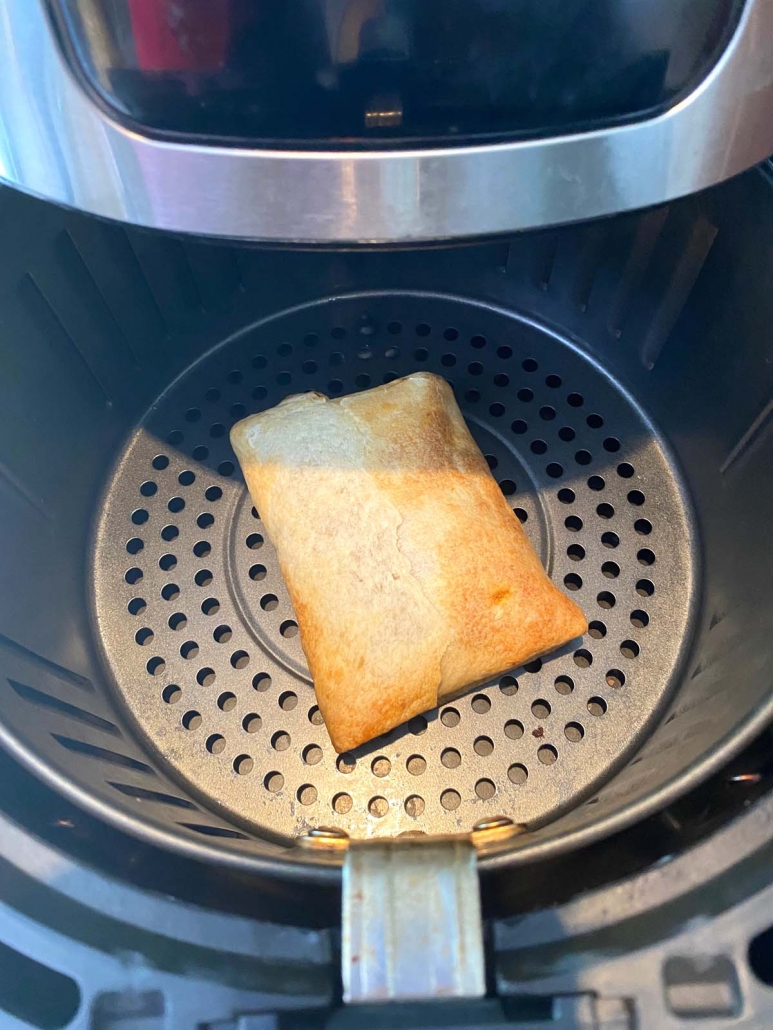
[1,3,772,242]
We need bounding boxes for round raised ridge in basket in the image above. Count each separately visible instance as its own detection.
[93,294,694,844]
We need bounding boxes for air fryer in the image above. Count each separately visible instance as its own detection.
[3,0,773,1023]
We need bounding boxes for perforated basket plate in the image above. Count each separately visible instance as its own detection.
[93,294,696,842]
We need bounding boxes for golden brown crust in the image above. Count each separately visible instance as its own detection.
[231,372,587,752]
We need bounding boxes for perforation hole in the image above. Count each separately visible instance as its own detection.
[531,700,551,719]
[405,795,425,818]
[558,488,575,504]
[636,579,655,597]
[567,543,585,561]
[597,591,616,609]
[162,685,181,705]
[369,796,388,817]
[441,707,460,727]
[573,649,592,668]
[596,503,615,519]
[564,573,582,591]
[337,753,356,774]
[511,419,528,434]
[499,675,518,695]
[588,476,605,491]
[218,692,236,712]
[128,598,146,616]
[635,519,653,535]
[630,610,649,629]
[162,583,180,601]
[441,789,461,811]
[606,669,625,689]
[207,735,225,755]
[504,720,524,739]
[587,697,607,717]
[474,736,494,756]
[554,675,574,695]
[620,640,640,659]
[601,532,619,548]
[475,778,496,799]
[588,620,607,639]
[279,691,297,711]
[565,722,584,742]
[508,764,528,785]
[558,426,575,442]
[272,731,291,751]
[538,745,558,764]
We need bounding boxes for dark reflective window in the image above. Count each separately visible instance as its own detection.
[53,0,741,146]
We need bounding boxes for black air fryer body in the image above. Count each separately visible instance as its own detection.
[3,2,773,1028]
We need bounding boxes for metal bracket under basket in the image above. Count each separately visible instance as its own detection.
[328,819,521,1004]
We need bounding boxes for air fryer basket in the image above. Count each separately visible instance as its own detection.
[1,165,772,884]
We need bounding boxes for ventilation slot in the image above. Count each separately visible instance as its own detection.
[8,680,121,736]
[108,781,197,810]
[51,734,153,774]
